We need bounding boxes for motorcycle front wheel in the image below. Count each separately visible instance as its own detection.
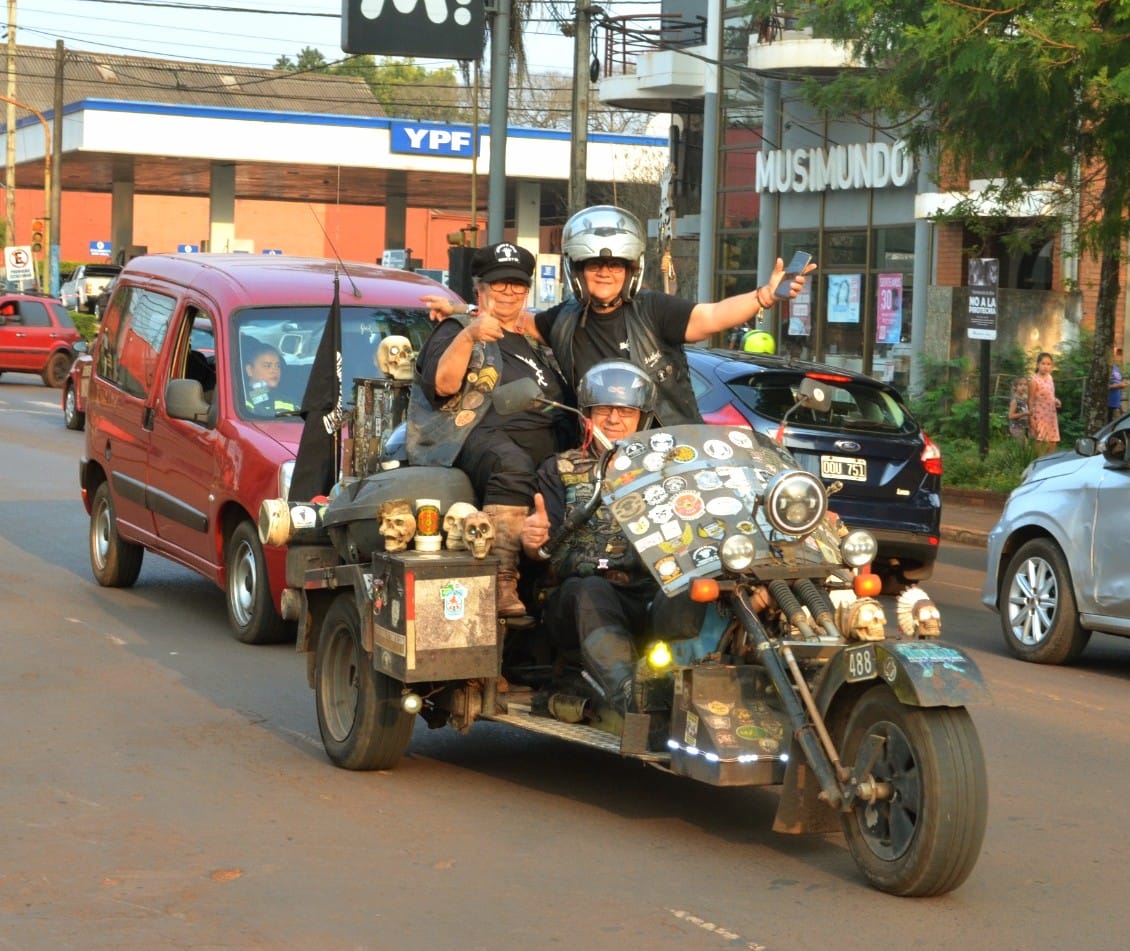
[839,685,987,897]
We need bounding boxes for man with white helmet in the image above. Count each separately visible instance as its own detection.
[423,206,812,425]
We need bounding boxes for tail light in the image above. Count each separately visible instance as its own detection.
[921,431,943,476]
[701,403,751,428]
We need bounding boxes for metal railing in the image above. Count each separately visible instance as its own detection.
[599,14,707,78]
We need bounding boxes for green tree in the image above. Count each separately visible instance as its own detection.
[790,0,1130,434]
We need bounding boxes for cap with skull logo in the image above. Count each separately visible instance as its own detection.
[471,242,535,286]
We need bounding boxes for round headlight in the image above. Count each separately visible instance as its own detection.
[721,534,755,571]
[762,470,827,536]
[840,529,878,568]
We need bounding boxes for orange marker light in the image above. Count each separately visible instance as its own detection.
[690,578,720,602]
[854,572,883,598]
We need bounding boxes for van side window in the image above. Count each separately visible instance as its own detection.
[95,286,177,399]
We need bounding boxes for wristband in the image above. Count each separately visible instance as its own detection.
[756,286,775,310]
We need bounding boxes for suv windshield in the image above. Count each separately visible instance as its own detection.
[231,305,434,421]
[729,374,918,435]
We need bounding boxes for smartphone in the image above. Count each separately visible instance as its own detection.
[775,251,813,299]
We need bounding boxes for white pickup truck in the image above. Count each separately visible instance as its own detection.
[59,264,121,314]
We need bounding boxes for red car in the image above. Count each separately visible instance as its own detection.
[79,253,448,644]
[0,293,82,387]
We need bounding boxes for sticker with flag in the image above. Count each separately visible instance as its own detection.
[289,274,344,501]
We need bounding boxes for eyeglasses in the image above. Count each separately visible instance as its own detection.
[487,280,529,293]
[590,405,640,419]
[583,260,628,274]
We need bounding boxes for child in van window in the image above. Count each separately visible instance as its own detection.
[242,339,296,415]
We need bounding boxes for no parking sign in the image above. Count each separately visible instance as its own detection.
[3,246,34,282]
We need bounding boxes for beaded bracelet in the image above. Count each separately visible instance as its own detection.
[755,286,775,310]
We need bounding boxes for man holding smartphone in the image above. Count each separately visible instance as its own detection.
[423,205,815,425]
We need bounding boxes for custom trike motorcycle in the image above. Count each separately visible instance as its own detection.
[264,376,988,897]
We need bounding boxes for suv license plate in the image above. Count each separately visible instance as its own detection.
[821,455,867,481]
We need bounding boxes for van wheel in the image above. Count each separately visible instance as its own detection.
[89,482,143,587]
[316,593,415,770]
[42,352,72,388]
[64,382,85,430]
[225,519,289,645]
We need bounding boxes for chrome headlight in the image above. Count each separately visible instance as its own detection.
[840,529,878,568]
[720,534,756,571]
[762,470,827,536]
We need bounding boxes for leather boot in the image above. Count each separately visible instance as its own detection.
[580,624,637,715]
[483,504,528,617]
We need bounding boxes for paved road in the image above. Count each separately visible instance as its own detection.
[3,375,1129,950]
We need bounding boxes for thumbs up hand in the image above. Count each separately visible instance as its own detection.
[522,493,551,560]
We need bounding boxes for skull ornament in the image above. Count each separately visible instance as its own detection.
[462,510,495,559]
[443,501,479,550]
[376,335,416,381]
[378,498,416,552]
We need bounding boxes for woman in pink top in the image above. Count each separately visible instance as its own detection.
[1028,352,1061,455]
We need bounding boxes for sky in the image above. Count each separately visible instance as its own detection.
[19,0,623,75]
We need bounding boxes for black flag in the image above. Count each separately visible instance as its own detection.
[289,274,343,501]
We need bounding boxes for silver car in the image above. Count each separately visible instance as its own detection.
[982,424,1130,664]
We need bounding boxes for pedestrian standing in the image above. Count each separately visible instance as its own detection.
[1108,347,1127,423]
[1008,375,1029,441]
[1028,352,1061,456]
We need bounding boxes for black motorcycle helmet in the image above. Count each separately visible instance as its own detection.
[576,360,658,428]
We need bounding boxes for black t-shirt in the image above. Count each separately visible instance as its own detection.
[535,290,695,388]
[418,317,571,436]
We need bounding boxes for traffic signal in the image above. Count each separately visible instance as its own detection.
[30,218,44,254]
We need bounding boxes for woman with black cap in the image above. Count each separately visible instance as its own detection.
[407,242,574,617]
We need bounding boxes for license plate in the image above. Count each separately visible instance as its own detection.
[821,455,867,482]
[845,644,878,682]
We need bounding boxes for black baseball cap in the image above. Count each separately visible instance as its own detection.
[471,242,535,285]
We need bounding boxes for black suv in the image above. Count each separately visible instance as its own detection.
[688,347,942,587]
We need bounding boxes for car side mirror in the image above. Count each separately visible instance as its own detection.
[166,378,213,424]
[1075,436,1098,456]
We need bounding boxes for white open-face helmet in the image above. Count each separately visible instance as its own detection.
[562,205,647,304]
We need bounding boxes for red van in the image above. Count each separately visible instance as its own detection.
[79,254,447,643]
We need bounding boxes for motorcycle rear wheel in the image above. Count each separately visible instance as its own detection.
[315,593,415,771]
[839,685,987,897]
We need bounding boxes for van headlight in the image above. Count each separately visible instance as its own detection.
[762,470,826,536]
[840,529,878,568]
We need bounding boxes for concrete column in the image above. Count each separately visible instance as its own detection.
[385,169,407,256]
[110,178,135,265]
[208,163,236,252]
[514,180,540,254]
[909,155,936,398]
[757,79,781,286]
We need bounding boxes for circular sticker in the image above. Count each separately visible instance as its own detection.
[463,391,485,410]
[655,556,682,579]
[671,445,698,463]
[673,491,705,519]
[692,545,719,566]
[627,516,650,535]
[703,439,734,460]
[649,433,675,452]
[728,430,753,448]
[663,476,687,494]
[455,409,477,427]
[706,496,743,517]
[650,503,675,524]
[612,494,646,521]
[643,485,668,505]
[693,470,722,491]
[614,454,632,471]
[642,452,665,472]
[623,441,646,458]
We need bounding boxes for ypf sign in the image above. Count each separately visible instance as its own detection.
[390,120,475,158]
[342,0,484,60]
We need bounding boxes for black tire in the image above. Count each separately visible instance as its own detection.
[839,685,988,897]
[225,519,289,645]
[999,538,1090,664]
[42,351,71,388]
[64,381,85,430]
[315,593,415,771]
[89,482,144,587]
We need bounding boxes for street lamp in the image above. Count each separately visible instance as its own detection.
[0,93,51,291]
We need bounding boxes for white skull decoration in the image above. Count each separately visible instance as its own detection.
[378,498,416,552]
[376,335,415,381]
[443,501,479,550]
[462,510,495,560]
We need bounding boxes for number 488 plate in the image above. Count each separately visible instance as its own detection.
[845,644,878,682]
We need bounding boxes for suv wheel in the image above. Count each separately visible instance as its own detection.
[225,519,290,645]
[42,352,72,388]
[999,538,1091,664]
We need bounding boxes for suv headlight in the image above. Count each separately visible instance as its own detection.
[762,470,827,536]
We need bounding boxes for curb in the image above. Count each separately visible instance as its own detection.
[941,526,991,548]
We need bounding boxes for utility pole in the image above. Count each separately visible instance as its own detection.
[486,0,510,244]
[6,0,16,246]
[50,40,62,295]
[568,0,594,216]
